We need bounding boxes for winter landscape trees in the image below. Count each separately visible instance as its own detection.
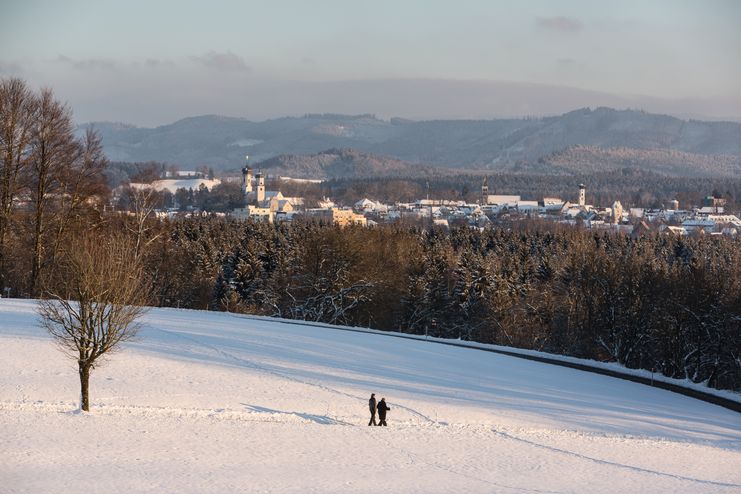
[0,78,145,411]
[1,75,739,393]
[0,78,108,297]
[38,232,149,411]
[0,78,36,293]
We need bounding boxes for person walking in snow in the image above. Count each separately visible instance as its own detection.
[368,393,377,426]
[376,397,391,426]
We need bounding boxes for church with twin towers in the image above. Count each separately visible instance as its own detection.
[232,156,303,222]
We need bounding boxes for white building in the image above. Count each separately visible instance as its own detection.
[516,200,539,213]
[611,201,623,224]
[232,205,273,223]
[484,194,521,207]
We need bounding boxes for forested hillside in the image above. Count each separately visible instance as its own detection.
[255,148,457,179]
[81,108,741,177]
[539,145,741,176]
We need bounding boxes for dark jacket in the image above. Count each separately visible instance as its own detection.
[377,399,390,418]
[369,396,377,413]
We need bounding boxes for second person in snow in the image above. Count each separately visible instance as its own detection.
[377,397,390,426]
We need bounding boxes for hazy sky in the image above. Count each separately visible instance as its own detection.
[2,0,740,125]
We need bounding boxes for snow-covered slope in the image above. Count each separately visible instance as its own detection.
[1,299,739,493]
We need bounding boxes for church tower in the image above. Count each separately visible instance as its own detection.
[578,183,586,207]
[481,177,489,205]
[256,171,266,203]
[241,156,253,203]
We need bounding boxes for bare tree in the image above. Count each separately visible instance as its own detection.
[124,186,163,261]
[27,88,79,297]
[51,127,109,260]
[0,77,37,289]
[38,232,150,412]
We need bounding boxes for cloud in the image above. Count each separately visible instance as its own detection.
[144,58,175,68]
[0,61,23,74]
[536,16,583,33]
[189,51,251,72]
[556,58,577,66]
[56,54,115,70]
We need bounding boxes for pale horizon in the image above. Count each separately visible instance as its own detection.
[2,0,740,126]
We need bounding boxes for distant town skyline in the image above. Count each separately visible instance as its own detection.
[2,0,740,126]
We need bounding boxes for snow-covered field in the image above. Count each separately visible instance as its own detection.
[1,299,739,493]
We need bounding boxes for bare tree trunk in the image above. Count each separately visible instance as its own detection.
[79,361,91,412]
[30,178,45,297]
[126,187,161,262]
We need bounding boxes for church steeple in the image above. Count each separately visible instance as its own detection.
[241,155,253,204]
[256,170,266,203]
[481,176,489,205]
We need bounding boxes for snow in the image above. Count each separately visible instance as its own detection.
[211,313,741,404]
[1,299,740,493]
[130,178,221,193]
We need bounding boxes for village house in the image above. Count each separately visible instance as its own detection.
[306,208,367,227]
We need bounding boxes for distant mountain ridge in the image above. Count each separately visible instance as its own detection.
[81,107,741,178]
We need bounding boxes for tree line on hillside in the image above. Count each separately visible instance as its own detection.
[540,145,741,177]
[131,217,739,391]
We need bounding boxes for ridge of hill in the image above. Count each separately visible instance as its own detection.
[80,107,741,178]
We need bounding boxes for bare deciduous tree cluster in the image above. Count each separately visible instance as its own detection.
[2,77,148,411]
[0,78,108,297]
